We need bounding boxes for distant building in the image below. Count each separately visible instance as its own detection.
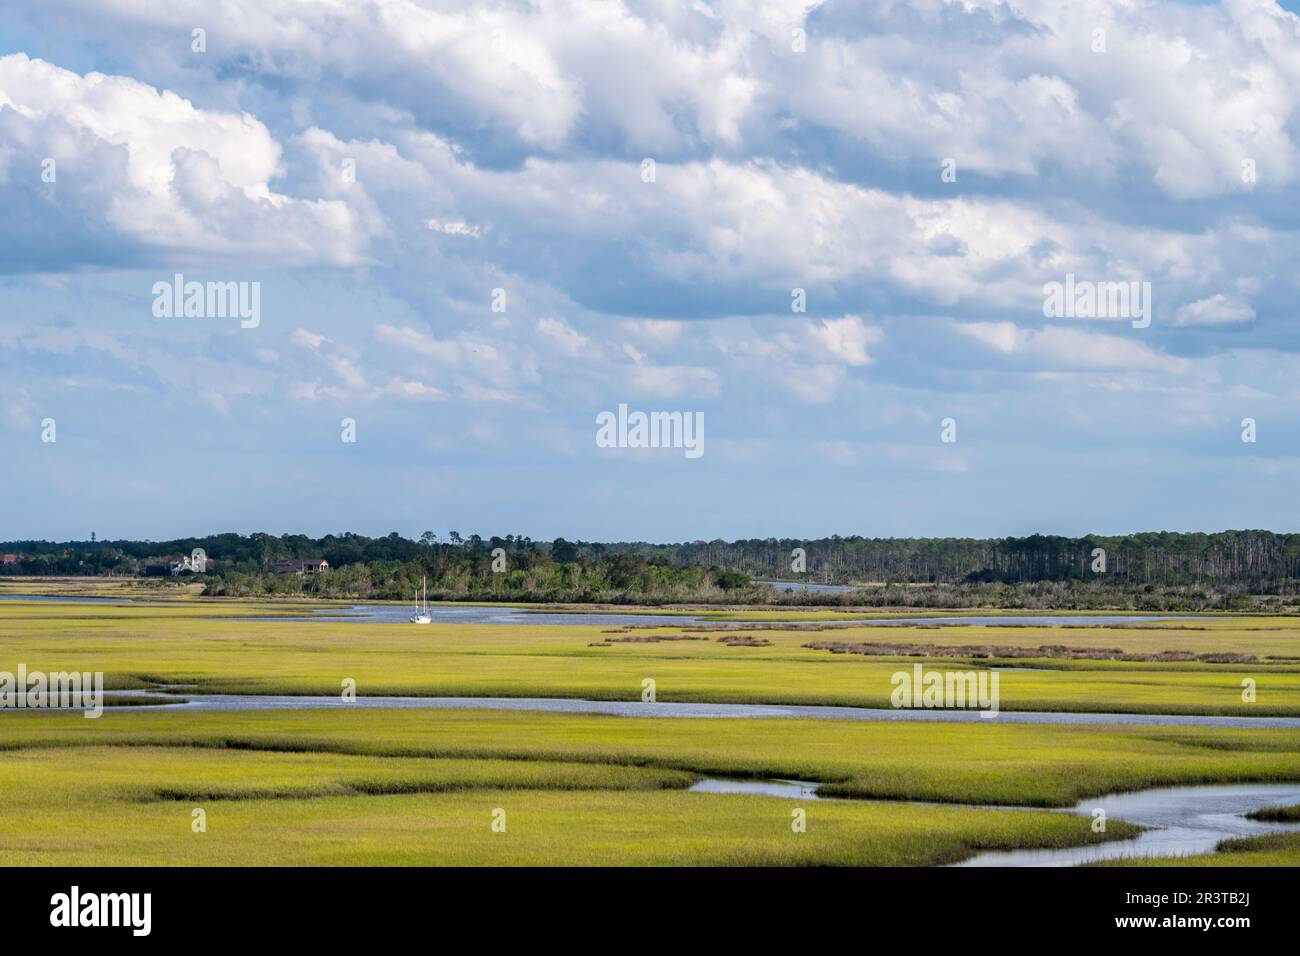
[275,559,330,575]
[1,554,18,565]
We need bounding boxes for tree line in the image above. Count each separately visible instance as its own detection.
[614,531,1300,589]
[4,529,1300,598]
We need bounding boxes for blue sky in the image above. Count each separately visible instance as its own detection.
[2,0,1299,542]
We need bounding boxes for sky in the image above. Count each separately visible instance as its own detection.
[2,0,1300,544]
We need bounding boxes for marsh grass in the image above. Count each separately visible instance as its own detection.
[0,744,1143,866]
[3,602,1300,716]
[2,601,1299,865]
[5,709,1300,808]
[1244,803,1300,822]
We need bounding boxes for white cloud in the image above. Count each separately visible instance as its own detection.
[4,0,1300,539]
[291,329,328,349]
[426,218,481,238]
[956,322,1189,373]
[536,317,588,357]
[624,363,720,399]
[0,54,365,268]
[1174,294,1256,327]
[374,324,461,364]
[25,0,1300,204]
[380,377,448,400]
[808,316,881,366]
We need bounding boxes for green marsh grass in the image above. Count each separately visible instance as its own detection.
[3,600,1299,865]
[1244,803,1300,821]
[2,601,1299,715]
[6,708,1300,808]
[0,741,1141,866]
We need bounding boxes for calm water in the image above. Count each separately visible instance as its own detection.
[287,604,705,627]
[72,692,1300,729]
[0,595,701,626]
[758,581,855,594]
[292,608,1195,627]
[687,777,1300,865]
[287,607,1193,628]
[6,593,1284,865]
[955,783,1300,866]
[0,594,1199,629]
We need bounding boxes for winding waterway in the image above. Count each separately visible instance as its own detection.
[0,595,1200,629]
[4,593,1291,866]
[688,777,1300,865]
[954,783,1300,866]
[53,692,1298,729]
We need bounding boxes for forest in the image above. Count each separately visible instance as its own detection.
[3,529,1300,608]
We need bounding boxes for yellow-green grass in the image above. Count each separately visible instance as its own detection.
[0,722,1146,866]
[0,597,338,620]
[2,602,1300,715]
[0,577,207,599]
[0,745,695,805]
[5,708,1300,808]
[5,599,1295,866]
[1244,803,1300,822]
[0,762,1135,866]
[8,706,1300,865]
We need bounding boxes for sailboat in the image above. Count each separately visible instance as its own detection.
[409,576,432,624]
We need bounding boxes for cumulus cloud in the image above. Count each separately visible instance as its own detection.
[0,54,365,271]
[1173,294,1257,327]
[955,322,1188,372]
[5,1,1300,539]
[26,0,1300,202]
[342,136,1245,319]
[808,316,881,366]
